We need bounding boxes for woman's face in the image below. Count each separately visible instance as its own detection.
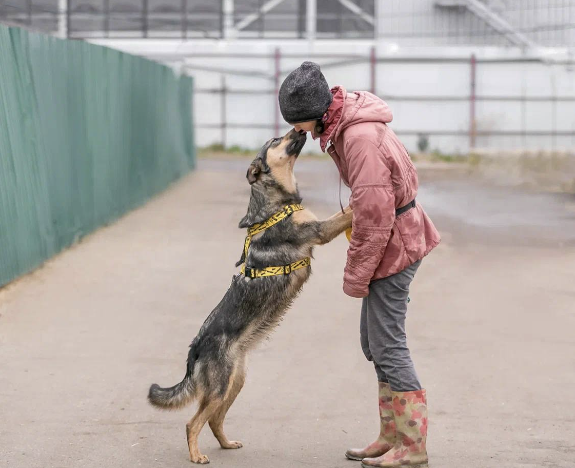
[291,120,316,134]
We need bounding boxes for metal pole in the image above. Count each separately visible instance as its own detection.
[219,0,224,39]
[221,75,227,148]
[551,67,557,151]
[306,0,316,44]
[58,0,68,38]
[258,0,264,38]
[182,0,188,39]
[469,54,477,150]
[297,0,305,39]
[223,0,234,39]
[370,46,376,95]
[65,0,70,38]
[27,0,32,25]
[373,0,379,39]
[521,79,526,150]
[274,47,281,136]
[104,0,110,38]
[143,0,148,38]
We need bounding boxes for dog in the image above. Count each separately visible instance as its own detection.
[148,128,352,464]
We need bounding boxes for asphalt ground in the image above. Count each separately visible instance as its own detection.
[1,157,574,468]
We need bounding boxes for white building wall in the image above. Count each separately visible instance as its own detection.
[95,37,575,153]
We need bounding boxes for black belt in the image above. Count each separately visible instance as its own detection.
[395,199,416,217]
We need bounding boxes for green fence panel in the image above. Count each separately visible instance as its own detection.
[0,25,195,287]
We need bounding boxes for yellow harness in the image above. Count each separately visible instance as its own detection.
[239,204,312,279]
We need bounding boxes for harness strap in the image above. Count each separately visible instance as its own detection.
[242,257,311,279]
[238,203,310,278]
[241,204,304,261]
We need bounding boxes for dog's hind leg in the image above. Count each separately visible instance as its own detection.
[186,396,222,464]
[209,360,246,449]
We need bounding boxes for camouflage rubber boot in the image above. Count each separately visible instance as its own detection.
[361,389,428,468]
[345,382,396,461]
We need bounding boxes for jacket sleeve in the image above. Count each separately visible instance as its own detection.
[343,137,395,298]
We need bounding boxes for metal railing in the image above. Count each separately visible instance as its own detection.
[186,49,575,150]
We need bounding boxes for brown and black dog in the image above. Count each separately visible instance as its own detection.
[148,129,352,463]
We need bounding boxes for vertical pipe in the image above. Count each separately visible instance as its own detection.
[219,0,224,39]
[143,0,148,38]
[374,0,380,39]
[370,46,376,95]
[58,0,69,37]
[259,0,264,38]
[27,0,32,25]
[104,0,110,38]
[469,53,477,150]
[337,0,342,36]
[182,0,187,39]
[550,67,557,151]
[221,75,227,148]
[64,0,70,38]
[274,47,281,136]
[306,0,316,45]
[223,0,234,39]
[521,75,527,150]
[297,0,305,39]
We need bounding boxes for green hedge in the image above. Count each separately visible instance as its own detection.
[0,26,195,287]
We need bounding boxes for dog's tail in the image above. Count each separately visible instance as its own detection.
[148,347,198,410]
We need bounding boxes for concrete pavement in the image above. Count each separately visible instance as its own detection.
[1,157,574,468]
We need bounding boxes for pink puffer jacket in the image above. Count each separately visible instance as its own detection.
[319,87,440,298]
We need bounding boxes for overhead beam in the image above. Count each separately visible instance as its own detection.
[337,0,374,26]
[234,0,287,32]
[435,0,537,48]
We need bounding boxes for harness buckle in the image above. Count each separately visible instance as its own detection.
[284,264,292,275]
[244,266,254,278]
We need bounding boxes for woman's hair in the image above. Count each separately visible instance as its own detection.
[314,119,325,135]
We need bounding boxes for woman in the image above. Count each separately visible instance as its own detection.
[278,62,440,468]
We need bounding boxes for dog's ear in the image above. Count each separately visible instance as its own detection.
[246,159,264,185]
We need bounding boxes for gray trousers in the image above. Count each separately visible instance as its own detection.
[360,260,422,392]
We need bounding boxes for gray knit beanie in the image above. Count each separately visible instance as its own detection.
[279,61,333,124]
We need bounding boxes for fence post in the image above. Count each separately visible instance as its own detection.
[469,53,477,151]
[221,75,227,148]
[370,46,376,95]
[274,47,281,136]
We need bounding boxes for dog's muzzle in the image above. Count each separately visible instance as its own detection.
[286,131,307,157]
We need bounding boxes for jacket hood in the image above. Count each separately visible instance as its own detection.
[320,86,393,151]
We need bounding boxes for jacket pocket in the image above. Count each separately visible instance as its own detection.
[394,207,426,264]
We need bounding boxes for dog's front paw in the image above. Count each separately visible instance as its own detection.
[190,454,210,464]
